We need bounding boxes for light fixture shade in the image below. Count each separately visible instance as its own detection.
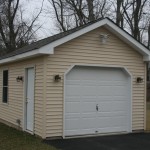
[54,75,61,82]
[136,77,143,83]
[16,76,23,82]
[100,34,109,44]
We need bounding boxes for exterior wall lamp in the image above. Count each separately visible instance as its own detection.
[16,76,23,82]
[100,34,109,44]
[136,77,143,83]
[54,75,61,82]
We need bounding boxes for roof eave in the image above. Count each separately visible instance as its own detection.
[0,18,150,64]
[104,21,150,61]
[143,56,150,61]
[41,18,150,61]
[0,48,53,65]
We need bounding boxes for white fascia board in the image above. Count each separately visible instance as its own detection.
[0,49,51,65]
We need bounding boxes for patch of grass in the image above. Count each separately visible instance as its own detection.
[0,123,57,150]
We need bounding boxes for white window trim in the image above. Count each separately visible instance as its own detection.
[2,69,9,104]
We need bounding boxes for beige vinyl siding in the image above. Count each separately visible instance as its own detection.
[45,27,146,138]
[0,57,44,137]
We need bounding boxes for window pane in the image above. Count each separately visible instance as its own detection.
[3,70,8,86]
[3,87,8,103]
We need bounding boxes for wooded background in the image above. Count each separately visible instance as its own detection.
[0,0,150,54]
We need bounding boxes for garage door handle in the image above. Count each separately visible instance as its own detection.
[96,104,99,111]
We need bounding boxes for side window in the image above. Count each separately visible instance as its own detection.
[2,70,8,103]
[147,63,150,81]
[148,68,150,81]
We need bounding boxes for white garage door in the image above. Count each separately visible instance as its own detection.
[64,66,131,137]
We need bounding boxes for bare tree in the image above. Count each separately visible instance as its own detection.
[50,0,67,32]
[0,0,43,54]
[122,0,148,41]
[48,0,111,32]
[86,0,95,21]
[116,0,124,28]
[148,23,150,48]
[48,0,150,48]
[65,0,87,26]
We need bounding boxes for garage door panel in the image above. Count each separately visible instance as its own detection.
[97,111,126,118]
[97,126,128,133]
[65,117,96,136]
[81,80,97,85]
[97,86,127,96]
[65,118,81,130]
[81,97,97,102]
[66,101,97,113]
[97,96,127,102]
[96,116,127,128]
[96,81,126,85]
[65,128,96,136]
[113,96,128,101]
[64,66,131,137]
[66,85,82,96]
[65,113,81,120]
[81,117,97,129]
[66,97,80,102]
[66,66,128,79]
[65,102,81,113]
[97,101,128,112]
[81,86,98,96]
[66,80,81,84]
[82,102,96,113]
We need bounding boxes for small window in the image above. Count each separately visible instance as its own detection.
[2,70,8,103]
[148,68,150,81]
[147,63,150,81]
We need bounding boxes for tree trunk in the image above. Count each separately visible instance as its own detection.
[0,0,42,53]
[148,23,150,49]
[86,0,95,21]
[133,0,141,41]
[116,0,123,28]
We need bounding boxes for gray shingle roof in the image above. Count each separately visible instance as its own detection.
[0,18,104,60]
[0,17,149,60]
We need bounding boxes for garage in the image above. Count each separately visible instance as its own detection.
[0,18,148,139]
[64,66,132,137]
